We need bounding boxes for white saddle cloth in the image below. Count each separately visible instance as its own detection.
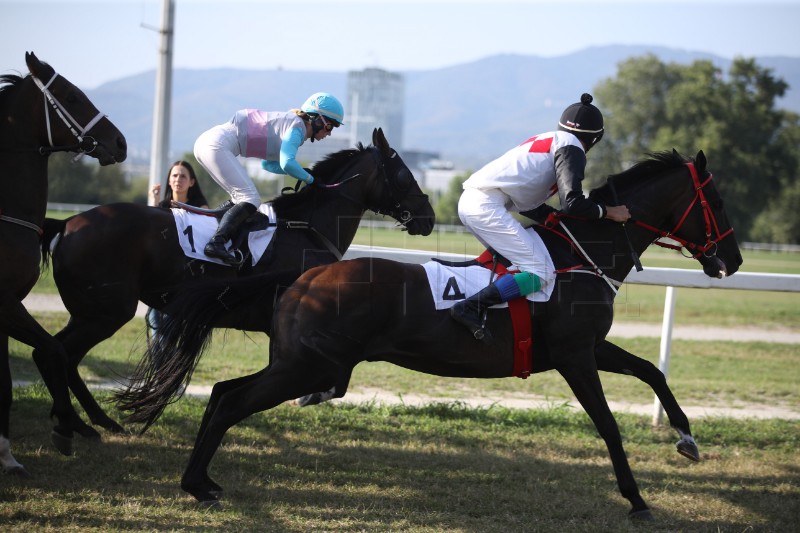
[421,230,556,310]
[170,203,277,267]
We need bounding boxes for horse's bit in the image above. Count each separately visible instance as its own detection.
[31,71,106,157]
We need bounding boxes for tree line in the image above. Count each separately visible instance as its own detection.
[48,55,799,243]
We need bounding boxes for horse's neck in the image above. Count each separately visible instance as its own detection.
[611,168,692,278]
[0,153,49,224]
[313,199,364,254]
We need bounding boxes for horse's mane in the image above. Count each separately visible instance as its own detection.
[0,73,25,108]
[269,142,370,216]
[590,150,693,203]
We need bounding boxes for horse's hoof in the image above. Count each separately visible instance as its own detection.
[93,417,126,434]
[51,430,74,456]
[628,508,655,521]
[3,465,31,478]
[197,498,223,510]
[183,478,223,505]
[676,438,700,462]
[76,425,103,442]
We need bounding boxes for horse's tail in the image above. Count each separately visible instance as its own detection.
[114,269,299,431]
[40,217,66,270]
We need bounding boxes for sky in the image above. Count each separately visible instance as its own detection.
[1,0,799,90]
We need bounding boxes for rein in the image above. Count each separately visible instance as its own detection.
[0,210,43,235]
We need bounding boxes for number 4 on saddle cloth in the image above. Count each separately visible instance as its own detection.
[422,243,557,378]
[171,203,277,268]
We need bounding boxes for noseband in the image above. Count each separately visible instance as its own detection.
[31,71,107,157]
[632,162,734,259]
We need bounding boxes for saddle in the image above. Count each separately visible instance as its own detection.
[171,200,275,269]
[434,248,533,379]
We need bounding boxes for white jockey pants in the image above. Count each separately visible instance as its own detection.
[458,187,548,276]
[193,122,261,206]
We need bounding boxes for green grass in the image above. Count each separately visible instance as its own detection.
[2,385,798,532]
[11,219,800,530]
[8,312,800,412]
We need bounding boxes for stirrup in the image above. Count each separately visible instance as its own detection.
[226,248,245,266]
[451,304,491,342]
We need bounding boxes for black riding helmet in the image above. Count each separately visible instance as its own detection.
[558,93,604,151]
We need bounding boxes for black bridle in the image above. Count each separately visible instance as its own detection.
[315,147,428,228]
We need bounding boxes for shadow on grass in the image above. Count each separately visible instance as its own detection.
[3,387,798,532]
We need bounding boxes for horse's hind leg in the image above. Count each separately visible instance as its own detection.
[51,312,135,434]
[557,361,653,520]
[595,340,698,461]
[182,359,338,504]
[0,335,28,476]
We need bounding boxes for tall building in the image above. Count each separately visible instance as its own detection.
[346,68,405,150]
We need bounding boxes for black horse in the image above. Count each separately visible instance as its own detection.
[118,150,742,519]
[41,128,434,435]
[0,52,127,471]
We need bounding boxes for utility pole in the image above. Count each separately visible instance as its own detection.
[145,0,174,206]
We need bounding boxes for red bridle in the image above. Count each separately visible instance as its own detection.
[633,162,734,259]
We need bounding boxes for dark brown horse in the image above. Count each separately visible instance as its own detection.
[118,150,742,519]
[41,128,434,435]
[0,52,127,472]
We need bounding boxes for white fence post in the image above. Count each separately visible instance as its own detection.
[653,286,678,426]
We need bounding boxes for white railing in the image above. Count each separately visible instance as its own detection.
[343,245,800,424]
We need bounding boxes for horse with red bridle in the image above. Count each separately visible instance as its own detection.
[118,150,741,519]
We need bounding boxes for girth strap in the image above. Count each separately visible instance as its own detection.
[475,250,533,379]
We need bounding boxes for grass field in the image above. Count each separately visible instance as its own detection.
[8,217,798,531]
[8,312,800,412]
[1,385,797,532]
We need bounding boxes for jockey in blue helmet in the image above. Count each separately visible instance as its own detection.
[194,92,345,265]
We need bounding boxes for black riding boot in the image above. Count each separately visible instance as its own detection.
[450,283,504,341]
[203,202,257,265]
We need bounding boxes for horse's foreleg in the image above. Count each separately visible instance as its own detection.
[0,336,28,476]
[595,340,698,461]
[1,297,100,454]
[558,363,653,520]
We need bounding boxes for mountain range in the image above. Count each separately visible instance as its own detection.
[87,45,800,170]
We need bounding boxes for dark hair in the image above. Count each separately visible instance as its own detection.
[158,160,209,208]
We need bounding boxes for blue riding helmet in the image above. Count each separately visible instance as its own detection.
[301,92,345,126]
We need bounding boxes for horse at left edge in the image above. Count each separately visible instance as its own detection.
[0,52,127,474]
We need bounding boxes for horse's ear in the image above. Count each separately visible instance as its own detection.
[696,150,707,172]
[25,52,46,78]
[373,127,390,155]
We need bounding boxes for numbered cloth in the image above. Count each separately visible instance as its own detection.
[421,229,556,309]
[170,203,277,267]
